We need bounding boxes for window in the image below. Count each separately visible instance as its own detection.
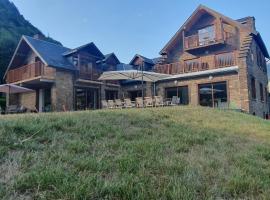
[251,76,256,99]
[198,25,215,46]
[165,86,189,105]
[199,82,228,108]
[260,83,264,102]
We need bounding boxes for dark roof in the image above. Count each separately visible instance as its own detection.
[152,57,162,64]
[129,54,156,65]
[63,42,104,59]
[104,53,120,64]
[23,35,76,71]
[236,16,255,23]
[252,32,270,58]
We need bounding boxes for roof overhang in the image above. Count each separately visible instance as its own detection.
[158,66,239,82]
[63,42,105,59]
[129,54,154,65]
[3,36,49,80]
[252,32,270,58]
[159,5,246,55]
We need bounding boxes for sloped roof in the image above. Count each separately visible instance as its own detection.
[129,54,155,65]
[252,32,269,58]
[104,53,120,64]
[23,36,76,70]
[63,42,104,59]
[160,5,247,54]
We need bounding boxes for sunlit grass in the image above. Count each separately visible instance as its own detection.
[0,106,270,199]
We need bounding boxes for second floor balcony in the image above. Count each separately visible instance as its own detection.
[154,52,237,75]
[6,62,55,84]
[183,24,234,51]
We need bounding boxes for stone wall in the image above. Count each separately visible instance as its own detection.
[156,73,241,109]
[245,39,269,117]
[51,70,74,112]
[20,91,36,110]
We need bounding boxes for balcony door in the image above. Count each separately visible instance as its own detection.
[198,25,215,46]
[165,86,189,105]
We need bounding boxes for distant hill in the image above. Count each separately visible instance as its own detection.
[0,0,61,83]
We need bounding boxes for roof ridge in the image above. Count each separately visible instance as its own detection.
[23,35,70,49]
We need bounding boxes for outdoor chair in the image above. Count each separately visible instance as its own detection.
[6,105,27,114]
[107,100,115,109]
[124,98,135,108]
[115,99,123,109]
[169,96,180,106]
[101,100,108,109]
[154,96,164,107]
[136,97,144,108]
[144,97,154,107]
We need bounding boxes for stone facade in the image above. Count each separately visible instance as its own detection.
[245,40,269,117]
[19,91,36,110]
[51,70,74,112]
[156,73,241,108]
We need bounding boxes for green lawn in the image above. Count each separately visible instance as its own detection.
[0,107,270,199]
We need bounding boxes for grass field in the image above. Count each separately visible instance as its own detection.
[0,106,270,199]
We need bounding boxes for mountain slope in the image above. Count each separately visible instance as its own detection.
[0,0,61,83]
[0,107,270,199]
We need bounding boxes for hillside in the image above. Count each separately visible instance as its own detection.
[0,107,270,199]
[0,0,61,83]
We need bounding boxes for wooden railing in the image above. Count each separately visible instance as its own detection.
[154,52,237,75]
[6,62,45,83]
[79,69,102,81]
[184,28,233,50]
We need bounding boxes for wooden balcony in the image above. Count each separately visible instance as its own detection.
[6,62,54,84]
[154,52,237,75]
[184,32,225,50]
[79,69,102,81]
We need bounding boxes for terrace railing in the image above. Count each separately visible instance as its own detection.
[6,62,47,83]
[154,52,237,75]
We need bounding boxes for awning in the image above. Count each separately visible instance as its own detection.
[98,70,171,82]
[0,84,34,107]
[0,84,34,94]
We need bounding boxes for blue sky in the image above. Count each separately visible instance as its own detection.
[12,0,270,64]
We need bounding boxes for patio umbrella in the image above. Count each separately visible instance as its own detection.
[99,70,171,99]
[98,70,171,82]
[0,84,34,107]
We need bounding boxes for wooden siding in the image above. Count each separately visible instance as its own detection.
[6,62,55,83]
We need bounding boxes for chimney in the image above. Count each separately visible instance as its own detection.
[33,34,45,40]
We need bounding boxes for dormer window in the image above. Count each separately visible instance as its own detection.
[198,25,215,46]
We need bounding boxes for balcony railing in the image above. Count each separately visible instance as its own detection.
[183,25,236,50]
[154,52,237,75]
[6,62,46,83]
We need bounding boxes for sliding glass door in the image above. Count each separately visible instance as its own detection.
[165,86,189,105]
[199,82,228,108]
[75,88,99,110]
